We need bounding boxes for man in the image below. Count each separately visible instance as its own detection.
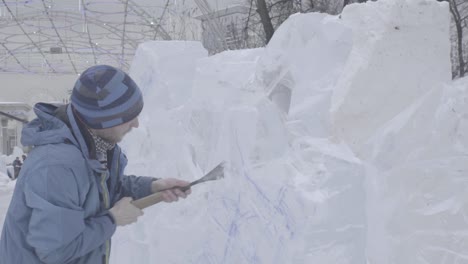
[12,156,22,179]
[0,65,191,264]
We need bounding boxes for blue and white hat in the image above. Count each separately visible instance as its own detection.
[71,65,144,129]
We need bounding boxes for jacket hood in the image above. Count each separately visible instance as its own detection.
[21,103,78,147]
[22,102,112,174]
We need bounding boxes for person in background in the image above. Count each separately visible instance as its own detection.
[21,154,27,163]
[0,65,191,264]
[12,156,22,179]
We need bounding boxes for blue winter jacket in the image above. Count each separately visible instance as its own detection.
[0,103,155,264]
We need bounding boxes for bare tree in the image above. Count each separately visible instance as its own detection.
[246,0,361,45]
[256,0,275,43]
[449,0,468,78]
[244,0,303,46]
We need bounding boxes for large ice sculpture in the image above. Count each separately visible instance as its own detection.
[111,0,457,263]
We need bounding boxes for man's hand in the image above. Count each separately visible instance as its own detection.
[109,197,143,226]
[151,178,192,203]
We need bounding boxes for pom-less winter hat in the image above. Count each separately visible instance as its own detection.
[71,65,144,129]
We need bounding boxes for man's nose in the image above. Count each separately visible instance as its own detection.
[130,117,139,128]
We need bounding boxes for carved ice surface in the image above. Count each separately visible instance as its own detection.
[112,0,458,263]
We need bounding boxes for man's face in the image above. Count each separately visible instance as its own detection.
[92,117,139,144]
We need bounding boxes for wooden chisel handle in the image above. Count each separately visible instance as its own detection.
[132,185,191,209]
[132,192,165,209]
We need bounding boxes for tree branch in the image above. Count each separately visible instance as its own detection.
[256,0,275,43]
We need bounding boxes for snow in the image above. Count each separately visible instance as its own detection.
[0,162,16,228]
[0,0,464,263]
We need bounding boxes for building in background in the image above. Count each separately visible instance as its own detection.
[0,103,31,155]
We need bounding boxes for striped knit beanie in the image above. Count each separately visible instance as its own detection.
[71,65,144,129]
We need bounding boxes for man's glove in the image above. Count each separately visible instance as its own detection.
[109,197,143,226]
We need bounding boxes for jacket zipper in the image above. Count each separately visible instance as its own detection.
[100,171,110,264]
[101,148,120,264]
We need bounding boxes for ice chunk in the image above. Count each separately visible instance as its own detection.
[129,41,208,109]
[366,157,468,263]
[289,138,365,263]
[257,12,353,137]
[331,0,452,155]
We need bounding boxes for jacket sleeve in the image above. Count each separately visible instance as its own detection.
[120,175,156,199]
[24,165,116,264]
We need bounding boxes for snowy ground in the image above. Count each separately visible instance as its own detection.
[1,0,465,263]
[0,174,14,228]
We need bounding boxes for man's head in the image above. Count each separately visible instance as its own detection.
[70,65,143,143]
